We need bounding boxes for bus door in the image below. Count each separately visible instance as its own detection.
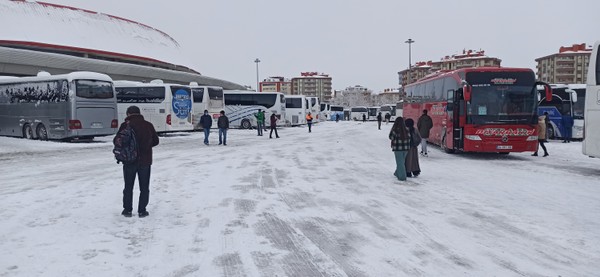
[446,89,464,151]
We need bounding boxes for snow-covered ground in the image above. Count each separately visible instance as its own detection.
[1,121,599,276]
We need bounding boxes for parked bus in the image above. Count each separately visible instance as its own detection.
[583,41,600,157]
[330,105,344,121]
[0,71,118,140]
[190,84,224,130]
[350,106,368,121]
[285,95,308,126]
[402,67,552,153]
[306,96,321,121]
[395,100,404,118]
[380,104,396,122]
[537,84,584,140]
[223,90,286,129]
[114,80,193,133]
[367,106,380,121]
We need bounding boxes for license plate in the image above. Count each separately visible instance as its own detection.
[179,121,186,125]
[91,122,103,128]
[497,145,512,150]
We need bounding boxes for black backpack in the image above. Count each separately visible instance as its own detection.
[113,122,138,164]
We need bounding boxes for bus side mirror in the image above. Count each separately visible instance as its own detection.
[566,89,577,103]
[536,81,552,101]
[463,85,472,101]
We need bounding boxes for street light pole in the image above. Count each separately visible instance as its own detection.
[254,58,261,92]
[405,39,415,86]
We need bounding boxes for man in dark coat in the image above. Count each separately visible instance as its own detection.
[376,112,383,130]
[115,105,159,218]
[562,112,574,143]
[217,110,229,145]
[417,109,433,156]
[270,112,280,139]
[199,109,212,145]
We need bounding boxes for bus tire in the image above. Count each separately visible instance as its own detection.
[241,119,252,129]
[547,125,555,140]
[37,124,48,141]
[23,124,34,139]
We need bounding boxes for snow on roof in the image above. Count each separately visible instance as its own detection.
[0,1,186,66]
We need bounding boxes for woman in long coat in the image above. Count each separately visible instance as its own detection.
[389,117,412,181]
[532,113,549,157]
[404,118,421,177]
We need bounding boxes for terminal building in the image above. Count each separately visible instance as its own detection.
[0,0,245,90]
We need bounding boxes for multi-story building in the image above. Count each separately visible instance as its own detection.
[259,76,291,93]
[332,85,373,107]
[535,43,592,84]
[398,50,501,89]
[291,72,333,101]
[373,88,401,105]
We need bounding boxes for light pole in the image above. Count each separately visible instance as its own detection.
[254,58,261,92]
[405,38,415,86]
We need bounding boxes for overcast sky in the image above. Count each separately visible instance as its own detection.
[40,0,599,93]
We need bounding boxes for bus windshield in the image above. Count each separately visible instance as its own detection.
[76,80,113,99]
[468,85,537,125]
[572,88,585,119]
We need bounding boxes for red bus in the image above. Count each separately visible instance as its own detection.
[402,67,552,153]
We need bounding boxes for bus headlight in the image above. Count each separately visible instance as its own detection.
[465,135,482,141]
[526,136,538,141]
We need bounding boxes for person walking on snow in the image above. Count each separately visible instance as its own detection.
[404,118,421,177]
[417,109,433,156]
[115,105,159,218]
[217,110,229,146]
[562,112,574,143]
[377,112,383,130]
[306,112,313,133]
[532,113,549,157]
[269,112,280,138]
[199,109,212,145]
[254,109,265,136]
[389,117,412,181]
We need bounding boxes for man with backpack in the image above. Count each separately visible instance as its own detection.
[114,106,159,218]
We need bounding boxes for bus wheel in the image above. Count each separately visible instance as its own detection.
[547,125,555,140]
[241,119,252,129]
[37,124,48,141]
[23,124,34,139]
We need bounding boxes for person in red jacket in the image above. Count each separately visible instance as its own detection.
[115,105,159,218]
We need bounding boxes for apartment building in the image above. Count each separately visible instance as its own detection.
[259,76,291,93]
[291,72,333,101]
[535,43,592,84]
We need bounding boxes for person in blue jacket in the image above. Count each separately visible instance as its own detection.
[562,112,574,143]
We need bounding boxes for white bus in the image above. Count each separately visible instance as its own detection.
[190,84,224,130]
[306,96,321,121]
[367,106,380,121]
[114,80,193,133]
[350,106,368,121]
[583,41,600,157]
[395,101,404,118]
[223,91,286,129]
[285,95,308,126]
[0,71,118,140]
[329,105,344,121]
[320,102,330,120]
[380,104,396,122]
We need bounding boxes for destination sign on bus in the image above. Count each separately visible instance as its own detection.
[475,128,534,136]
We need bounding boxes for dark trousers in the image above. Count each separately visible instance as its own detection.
[219,128,227,144]
[270,126,279,138]
[123,163,151,213]
[203,128,210,144]
[307,122,312,132]
[257,122,263,136]
[377,120,382,129]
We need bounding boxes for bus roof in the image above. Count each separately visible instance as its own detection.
[406,67,535,87]
[0,71,113,84]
